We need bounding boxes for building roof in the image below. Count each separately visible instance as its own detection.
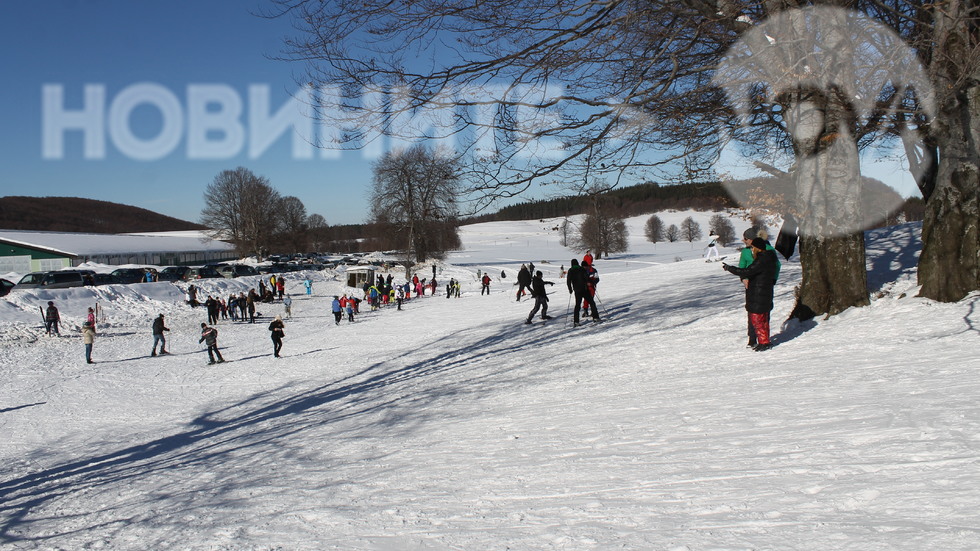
[0,230,234,257]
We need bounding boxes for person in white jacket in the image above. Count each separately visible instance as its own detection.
[704,237,720,261]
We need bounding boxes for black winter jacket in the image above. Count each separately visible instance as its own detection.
[724,249,778,314]
[152,316,169,335]
[530,275,554,300]
[566,265,589,293]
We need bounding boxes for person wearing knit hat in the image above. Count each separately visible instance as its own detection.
[722,237,779,351]
[737,227,781,346]
[268,315,285,358]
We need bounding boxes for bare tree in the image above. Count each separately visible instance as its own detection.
[201,167,281,258]
[666,224,680,243]
[276,196,308,253]
[306,213,329,253]
[575,210,629,258]
[645,214,665,243]
[681,216,703,243]
[269,0,980,310]
[371,144,462,262]
[709,214,736,245]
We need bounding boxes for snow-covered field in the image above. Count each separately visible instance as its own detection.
[1,211,978,550]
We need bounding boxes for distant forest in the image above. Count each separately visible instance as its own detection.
[0,196,206,233]
[464,180,925,226]
[465,181,736,223]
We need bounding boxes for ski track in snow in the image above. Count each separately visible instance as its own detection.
[1,214,979,550]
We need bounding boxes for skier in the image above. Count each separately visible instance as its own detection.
[581,261,600,318]
[304,277,313,296]
[198,323,225,364]
[525,271,555,324]
[516,264,532,301]
[722,237,779,351]
[582,250,594,266]
[82,321,95,364]
[332,296,343,324]
[268,315,285,358]
[566,259,600,326]
[44,301,60,336]
[704,237,720,261]
[346,299,355,322]
[481,273,492,295]
[396,285,405,310]
[151,314,170,356]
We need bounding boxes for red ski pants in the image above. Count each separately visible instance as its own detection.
[749,312,771,345]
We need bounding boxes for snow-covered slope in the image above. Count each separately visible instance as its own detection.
[1,214,977,550]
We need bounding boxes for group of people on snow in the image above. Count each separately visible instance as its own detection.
[59,228,783,366]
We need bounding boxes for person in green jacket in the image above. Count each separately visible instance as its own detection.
[738,227,781,347]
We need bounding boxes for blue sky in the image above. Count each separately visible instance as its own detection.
[0,0,379,226]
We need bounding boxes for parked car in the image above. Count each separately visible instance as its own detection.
[158,266,191,282]
[16,270,86,289]
[110,268,149,284]
[92,273,122,285]
[187,266,224,279]
[257,264,286,275]
[16,272,47,288]
[0,278,14,297]
[218,264,260,278]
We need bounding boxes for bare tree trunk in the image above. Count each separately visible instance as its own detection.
[918,85,980,301]
[789,91,870,316]
[917,0,980,302]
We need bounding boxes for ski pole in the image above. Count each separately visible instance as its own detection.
[593,291,609,317]
[564,291,573,328]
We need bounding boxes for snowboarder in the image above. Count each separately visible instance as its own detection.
[723,237,779,351]
[82,321,95,364]
[44,301,60,336]
[198,323,225,364]
[566,259,600,326]
[151,314,169,356]
[516,264,532,301]
[525,271,555,324]
[268,315,285,357]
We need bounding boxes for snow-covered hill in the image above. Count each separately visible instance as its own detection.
[1,213,978,550]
